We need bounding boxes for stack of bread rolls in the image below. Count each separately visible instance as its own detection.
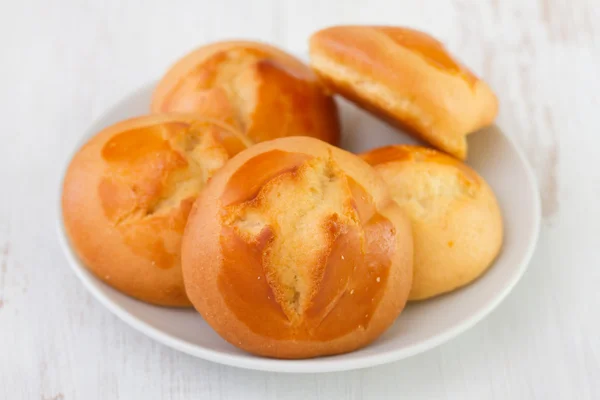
[62,26,503,359]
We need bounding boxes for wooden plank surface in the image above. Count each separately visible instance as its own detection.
[1,0,599,398]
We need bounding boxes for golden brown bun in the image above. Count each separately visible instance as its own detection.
[361,145,503,300]
[182,136,413,358]
[152,40,340,145]
[309,26,498,159]
[62,115,250,306]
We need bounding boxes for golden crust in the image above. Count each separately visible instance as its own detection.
[62,114,250,306]
[361,145,503,300]
[309,26,498,159]
[152,40,340,145]
[182,137,413,358]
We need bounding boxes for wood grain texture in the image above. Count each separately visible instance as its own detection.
[1,0,599,399]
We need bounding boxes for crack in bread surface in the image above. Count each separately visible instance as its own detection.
[378,163,477,220]
[145,123,231,216]
[172,49,266,132]
[98,120,247,269]
[223,155,362,322]
[100,121,245,225]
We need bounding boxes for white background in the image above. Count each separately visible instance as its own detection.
[1,0,599,399]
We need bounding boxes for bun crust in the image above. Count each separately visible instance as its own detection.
[309,26,498,159]
[152,41,340,145]
[361,145,503,300]
[182,137,413,358]
[62,115,250,306]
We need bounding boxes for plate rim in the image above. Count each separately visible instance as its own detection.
[56,83,542,374]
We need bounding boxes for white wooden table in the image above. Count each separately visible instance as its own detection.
[1,0,599,398]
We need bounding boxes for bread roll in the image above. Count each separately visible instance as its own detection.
[361,145,503,300]
[152,41,340,145]
[309,26,498,159]
[182,137,413,358]
[62,115,250,306]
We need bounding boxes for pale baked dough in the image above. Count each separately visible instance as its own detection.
[182,136,413,358]
[361,145,503,300]
[152,40,340,145]
[62,115,250,306]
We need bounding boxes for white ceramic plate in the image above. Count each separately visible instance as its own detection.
[57,82,541,373]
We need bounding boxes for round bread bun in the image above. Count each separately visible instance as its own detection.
[182,136,413,358]
[361,145,503,300]
[152,40,340,145]
[62,115,251,306]
[309,25,498,160]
